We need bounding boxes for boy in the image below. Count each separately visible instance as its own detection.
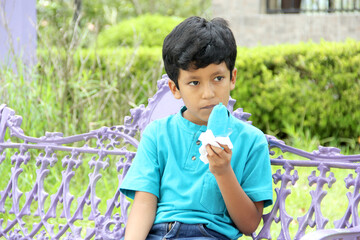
[120,16,273,239]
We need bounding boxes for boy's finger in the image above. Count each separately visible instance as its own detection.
[217,143,232,153]
[206,144,221,156]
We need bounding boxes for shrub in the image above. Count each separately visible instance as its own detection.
[233,39,360,141]
[96,14,183,48]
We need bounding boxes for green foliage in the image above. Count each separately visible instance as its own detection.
[233,39,360,142]
[37,0,211,48]
[79,0,211,27]
[37,0,79,47]
[96,14,184,47]
[3,40,359,149]
[1,47,163,138]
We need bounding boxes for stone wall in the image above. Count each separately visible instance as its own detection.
[212,0,360,47]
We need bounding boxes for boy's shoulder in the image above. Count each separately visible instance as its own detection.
[230,114,261,132]
[230,114,267,140]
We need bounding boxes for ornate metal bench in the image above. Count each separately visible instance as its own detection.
[1,75,360,240]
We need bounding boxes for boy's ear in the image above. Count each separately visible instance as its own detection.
[230,68,237,91]
[168,79,182,99]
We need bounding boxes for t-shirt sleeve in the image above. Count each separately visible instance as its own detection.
[119,122,161,199]
[241,133,273,208]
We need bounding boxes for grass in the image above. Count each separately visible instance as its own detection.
[0,48,163,138]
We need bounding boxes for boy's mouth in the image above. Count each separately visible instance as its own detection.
[201,104,216,110]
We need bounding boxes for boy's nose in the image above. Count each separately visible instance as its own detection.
[201,84,215,99]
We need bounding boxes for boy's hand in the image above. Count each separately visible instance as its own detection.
[206,143,232,176]
[206,143,264,235]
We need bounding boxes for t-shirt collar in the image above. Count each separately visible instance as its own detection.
[176,106,207,133]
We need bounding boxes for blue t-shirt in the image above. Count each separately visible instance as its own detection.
[120,107,273,239]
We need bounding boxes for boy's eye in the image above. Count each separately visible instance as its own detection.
[189,81,199,86]
[214,76,224,82]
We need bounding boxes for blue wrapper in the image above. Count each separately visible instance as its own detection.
[207,103,232,137]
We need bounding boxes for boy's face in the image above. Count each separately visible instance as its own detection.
[169,62,236,126]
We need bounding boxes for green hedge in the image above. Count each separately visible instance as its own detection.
[96,14,184,48]
[31,40,360,140]
[233,40,360,140]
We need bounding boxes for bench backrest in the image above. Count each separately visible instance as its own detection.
[1,74,360,240]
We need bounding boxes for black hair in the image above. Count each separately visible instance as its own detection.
[162,16,237,89]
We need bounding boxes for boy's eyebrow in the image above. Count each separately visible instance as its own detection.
[188,75,201,80]
[187,70,227,80]
[210,70,226,77]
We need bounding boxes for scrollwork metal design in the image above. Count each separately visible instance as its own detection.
[334,167,360,229]
[253,161,299,240]
[0,104,139,239]
[295,164,336,239]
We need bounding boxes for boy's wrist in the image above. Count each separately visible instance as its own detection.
[211,164,233,178]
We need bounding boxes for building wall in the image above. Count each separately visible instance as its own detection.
[212,0,360,47]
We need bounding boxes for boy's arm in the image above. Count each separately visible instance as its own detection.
[206,144,264,235]
[124,191,157,240]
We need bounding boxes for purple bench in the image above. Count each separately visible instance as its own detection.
[1,75,360,240]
